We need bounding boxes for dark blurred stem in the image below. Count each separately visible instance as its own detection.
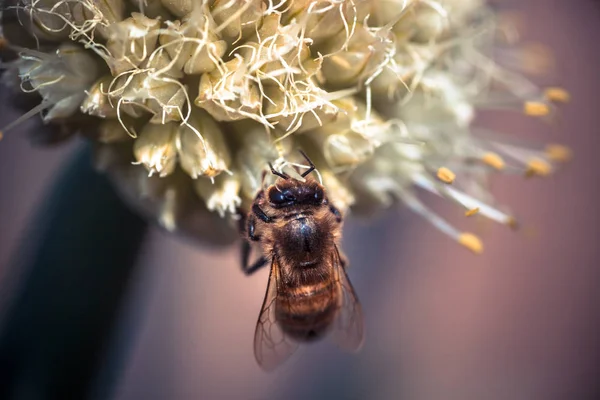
[0,144,148,400]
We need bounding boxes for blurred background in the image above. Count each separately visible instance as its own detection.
[0,0,599,399]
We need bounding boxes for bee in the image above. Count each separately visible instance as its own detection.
[241,150,364,371]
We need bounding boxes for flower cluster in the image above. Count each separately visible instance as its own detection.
[0,0,570,250]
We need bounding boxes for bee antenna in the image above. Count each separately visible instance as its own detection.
[269,162,289,180]
[299,150,316,178]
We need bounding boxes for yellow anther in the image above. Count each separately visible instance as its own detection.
[520,43,554,75]
[524,101,550,117]
[506,217,519,230]
[437,167,456,184]
[203,166,222,178]
[525,158,551,177]
[545,144,572,162]
[481,152,505,170]
[459,233,483,255]
[544,87,570,103]
[0,131,4,142]
[465,208,480,217]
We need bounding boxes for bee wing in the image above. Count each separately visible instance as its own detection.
[253,257,299,371]
[332,245,365,352]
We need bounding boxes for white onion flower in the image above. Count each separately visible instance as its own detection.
[0,0,570,250]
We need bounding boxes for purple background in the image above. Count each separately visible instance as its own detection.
[0,1,599,398]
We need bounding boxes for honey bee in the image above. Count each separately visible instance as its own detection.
[241,151,364,371]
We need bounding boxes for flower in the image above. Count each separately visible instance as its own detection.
[0,0,570,251]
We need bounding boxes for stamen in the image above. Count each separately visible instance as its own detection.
[523,101,550,117]
[413,175,516,227]
[465,208,480,217]
[0,101,53,135]
[525,158,551,177]
[458,233,483,255]
[544,87,570,103]
[400,193,463,240]
[481,152,505,170]
[506,217,520,230]
[545,144,572,162]
[436,167,456,184]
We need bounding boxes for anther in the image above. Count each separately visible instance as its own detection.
[465,207,480,217]
[525,158,551,177]
[545,144,572,163]
[544,87,570,103]
[481,152,505,170]
[523,101,550,117]
[459,233,483,254]
[437,167,456,184]
[506,217,519,230]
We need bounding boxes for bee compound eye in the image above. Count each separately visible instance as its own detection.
[285,192,296,201]
[269,189,287,204]
[314,188,324,202]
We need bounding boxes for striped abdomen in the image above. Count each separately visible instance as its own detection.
[275,279,341,342]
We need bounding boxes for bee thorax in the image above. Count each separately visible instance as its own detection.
[276,217,330,266]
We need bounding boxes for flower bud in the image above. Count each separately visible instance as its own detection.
[210,0,265,42]
[368,0,418,27]
[128,0,173,20]
[95,118,134,144]
[108,51,187,123]
[21,0,72,40]
[72,0,126,39]
[321,24,391,88]
[263,85,345,133]
[105,13,161,75]
[177,110,231,178]
[159,8,227,75]
[160,0,194,18]
[229,122,293,200]
[133,121,179,177]
[282,0,368,44]
[193,173,242,217]
[81,76,118,119]
[12,44,99,122]
[195,57,262,122]
[392,2,448,43]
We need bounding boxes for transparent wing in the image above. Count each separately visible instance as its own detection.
[332,245,365,352]
[253,257,299,371]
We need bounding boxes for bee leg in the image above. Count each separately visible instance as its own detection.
[241,240,250,270]
[252,204,272,223]
[329,205,342,223]
[241,215,267,274]
[242,252,268,275]
[247,215,260,241]
[241,240,267,274]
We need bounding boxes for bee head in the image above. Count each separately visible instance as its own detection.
[266,150,326,208]
[267,179,325,208]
